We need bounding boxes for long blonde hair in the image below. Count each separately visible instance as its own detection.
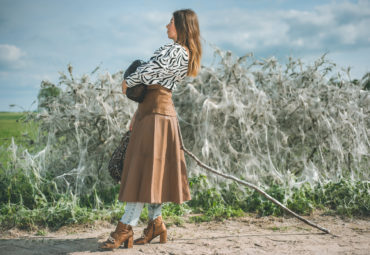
[173,9,202,77]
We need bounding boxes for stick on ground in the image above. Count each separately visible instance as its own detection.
[176,116,332,235]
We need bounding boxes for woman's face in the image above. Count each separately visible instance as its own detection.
[166,17,177,41]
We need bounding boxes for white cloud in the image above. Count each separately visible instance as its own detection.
[200,1,370,56]
[0,44,26,69]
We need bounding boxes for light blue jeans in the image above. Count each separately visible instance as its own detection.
[120,202,162,226]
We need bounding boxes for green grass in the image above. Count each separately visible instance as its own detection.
[0,112,38,169]
[0,112,25,143]
[0,112,37,147]
[0,171,368,231]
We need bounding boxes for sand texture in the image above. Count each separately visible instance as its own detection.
[1,213,369,255]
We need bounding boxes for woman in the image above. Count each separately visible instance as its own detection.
[100,9,202,249]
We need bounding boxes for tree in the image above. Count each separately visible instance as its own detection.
[37,80,61,111]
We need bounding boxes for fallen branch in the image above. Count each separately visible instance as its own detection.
[176,116,332,235]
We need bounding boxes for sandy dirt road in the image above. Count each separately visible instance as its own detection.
[1,213,369,255]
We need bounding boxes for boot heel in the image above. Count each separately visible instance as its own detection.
[159,230,167,243]
[124,235,133,248]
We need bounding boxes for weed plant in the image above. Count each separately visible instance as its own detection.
[0,173,368,230]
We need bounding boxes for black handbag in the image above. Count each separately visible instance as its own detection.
[124,60,147,103]
[108,130,131,183]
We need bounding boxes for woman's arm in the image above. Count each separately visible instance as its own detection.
[124,44,175,88]
[124,43,187,90]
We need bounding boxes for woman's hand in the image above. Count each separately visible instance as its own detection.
[129,111,137,131]
[122,80,128,95]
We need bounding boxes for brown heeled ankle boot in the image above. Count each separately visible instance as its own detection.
[134,215,167,245]
[99,221,134,249]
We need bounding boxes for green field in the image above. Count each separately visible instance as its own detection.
[0,112,37,148]
[0,112,38,169]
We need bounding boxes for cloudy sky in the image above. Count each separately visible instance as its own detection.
[0,0,369,111]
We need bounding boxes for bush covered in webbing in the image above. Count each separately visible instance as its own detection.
[0,48,369,229]
[173,49,369,189]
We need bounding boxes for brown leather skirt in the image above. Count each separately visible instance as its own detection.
[118,85,191,204]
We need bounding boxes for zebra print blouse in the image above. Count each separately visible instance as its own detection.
[125,42,189,91]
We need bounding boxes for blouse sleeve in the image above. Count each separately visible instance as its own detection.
[125,43,185,88]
